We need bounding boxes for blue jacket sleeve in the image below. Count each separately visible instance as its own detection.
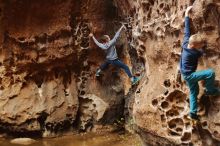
[92,36,108,50]
[197,49,203,57]
[182,17,190,49]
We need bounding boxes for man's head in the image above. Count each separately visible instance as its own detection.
[189,33,206,49]
[101,35,111,43]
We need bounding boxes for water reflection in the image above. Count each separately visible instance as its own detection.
[0,133,141,146]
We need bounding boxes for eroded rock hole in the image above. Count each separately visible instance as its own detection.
[166,90,186,105]
[163,79,171,87]
[168,119,183,134]
[202,121,208,128]
[18,37,25,42]
[80,84,85,89]
[142,2,150,12]
[168,96,174,102]
[168,122,176,129]
[36,33,47,44]
[166,109,180,117]
[160,114,166,122]
[159,3,164,9]
[180,6,183,10]
[152,99,158,107]
[148,0,154,5]
[176,127,182,133]
[161,101,169,109]
[181,132,191,141]
[80,91,85,95]
[169,130,180,136]
[190,0,196,5]
[214,131,219,136]
[164,90,169,95]
[34,73,45,88]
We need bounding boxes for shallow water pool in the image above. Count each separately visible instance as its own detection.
[0,133,142,146]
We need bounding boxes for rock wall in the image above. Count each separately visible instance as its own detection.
[1,0,220,145]
[127,0,220,145]
[0,0,140,137]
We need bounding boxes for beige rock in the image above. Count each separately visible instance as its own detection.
[10,138,36,145]
[124,0,220,145]
[0,0,128,137]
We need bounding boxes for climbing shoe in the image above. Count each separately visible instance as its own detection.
[190,118,199,126]
[187,113,199,126]
[96,72,100,77]
[132,76,141,85]
[95,69,101,77]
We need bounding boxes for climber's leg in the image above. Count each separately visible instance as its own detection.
[184,69,218,119]
[111,59,133,78]
[96,60,110,76]
[186,80,199,119]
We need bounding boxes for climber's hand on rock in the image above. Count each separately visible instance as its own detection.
[123,24,127,30]
[119,23,125,29]
[185,6,193,17]
[121,24,127,32]
[89,33,93,37]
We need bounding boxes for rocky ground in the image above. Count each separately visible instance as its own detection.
[0,0,220,145]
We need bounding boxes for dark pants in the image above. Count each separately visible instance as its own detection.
[100,59,133,78]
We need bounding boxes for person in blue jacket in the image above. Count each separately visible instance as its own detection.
[180,6,220,121]
[89,25,140,85]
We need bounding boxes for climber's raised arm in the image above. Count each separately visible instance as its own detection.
[108,25,125,47]
[182,6,193,49]
[90,33,108,50]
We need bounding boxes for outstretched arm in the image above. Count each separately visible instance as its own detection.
[182,6,193,49]
[90,33,108,50]
[108,25,125,47]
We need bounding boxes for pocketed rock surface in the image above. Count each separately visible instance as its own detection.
[1,0,220,145]
[127,0,220,145]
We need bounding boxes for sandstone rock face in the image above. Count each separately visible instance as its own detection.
[1,0,220,145]
[0,0,138,136]
[0,1,79,136]
[126,0,220,145]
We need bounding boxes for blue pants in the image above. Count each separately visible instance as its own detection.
[100,59,133,78]
[183,69,216,116]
